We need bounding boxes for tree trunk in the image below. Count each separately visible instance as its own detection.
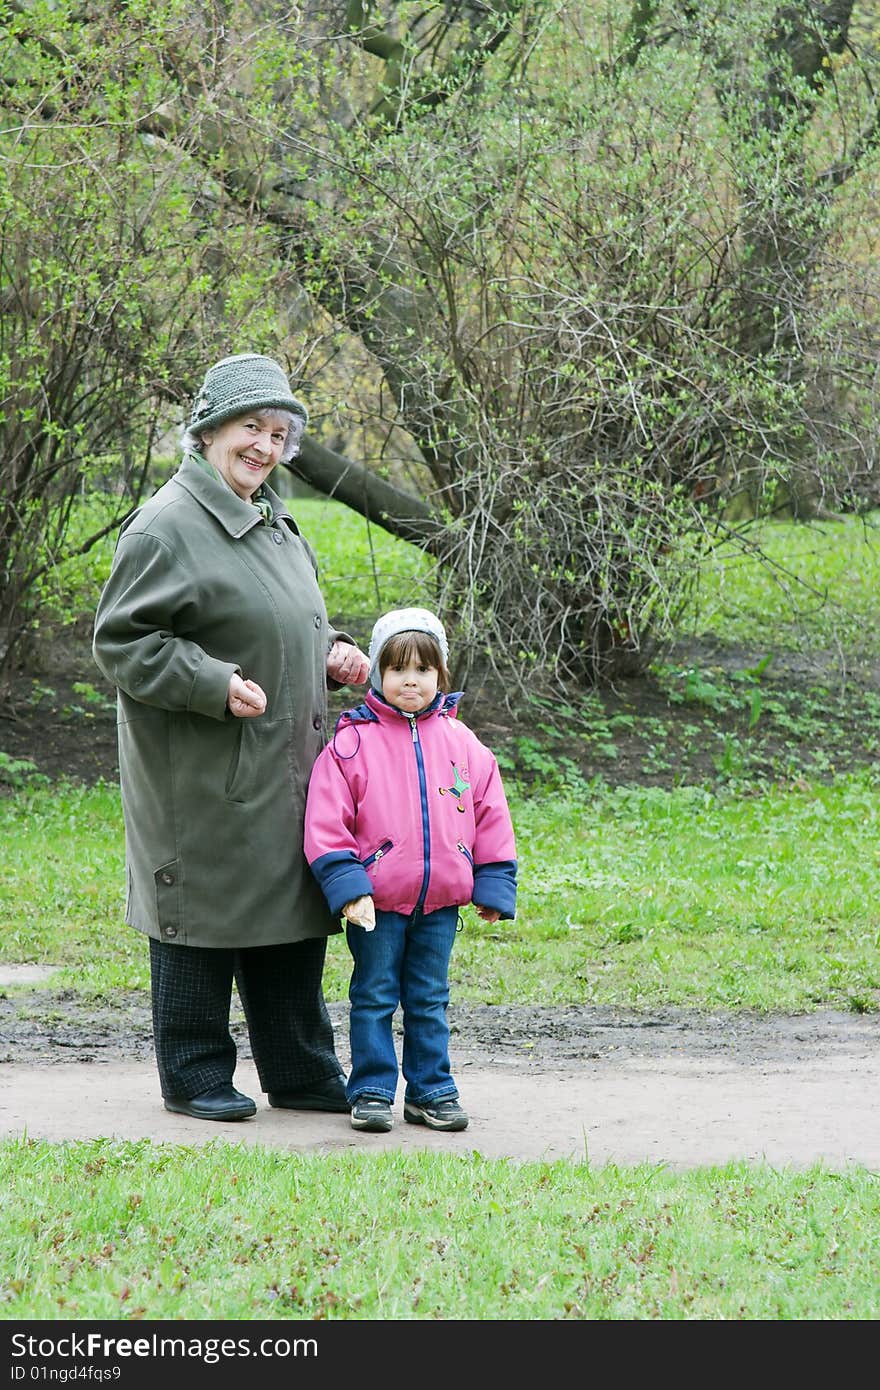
[285,436,437,549]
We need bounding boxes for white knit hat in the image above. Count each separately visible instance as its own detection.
[368,608,448,693]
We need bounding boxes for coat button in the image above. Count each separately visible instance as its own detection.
[272,531,283,544]
[163,925,178,938]
[160,871,175,885]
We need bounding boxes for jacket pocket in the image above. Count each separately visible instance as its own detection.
[361,839,394,870]
[224,721,256,803]
[456,840,475,867]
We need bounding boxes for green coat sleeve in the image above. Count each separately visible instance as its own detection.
[93,530,237,721]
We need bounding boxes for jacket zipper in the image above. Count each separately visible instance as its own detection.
[409,715,431,909]
[362,839,393,870]
[457,840,474,867]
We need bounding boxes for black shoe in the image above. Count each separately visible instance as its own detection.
[403,1097,469,1131]
[268,1075,349,1113]
[164,1083,256,1122]
[351,1097,394,1133]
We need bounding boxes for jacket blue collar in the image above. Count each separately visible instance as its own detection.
[342,688,463,727]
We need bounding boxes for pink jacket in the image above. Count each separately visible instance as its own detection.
[304,690,517,918]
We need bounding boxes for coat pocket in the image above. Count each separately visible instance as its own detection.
[224,721,257,803]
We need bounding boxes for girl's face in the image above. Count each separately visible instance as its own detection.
[381,657,439,714]
[201,411,290,500]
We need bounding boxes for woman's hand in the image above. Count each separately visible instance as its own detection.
[227,674,267,718]
[327,640,370,687]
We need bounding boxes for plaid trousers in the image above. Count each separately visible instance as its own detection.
[149,936,343,1099]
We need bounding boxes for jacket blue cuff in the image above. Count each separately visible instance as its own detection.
[472,859,517,920]
[309,851,373,917]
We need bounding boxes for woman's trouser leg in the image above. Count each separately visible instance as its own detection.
[233,938,343,1093]
[149,938,237,1099]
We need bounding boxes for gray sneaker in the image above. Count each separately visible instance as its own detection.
[350,1097,394,1133]
[403,1097,469,1131]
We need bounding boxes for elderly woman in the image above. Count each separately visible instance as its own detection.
[93,353,369,1121]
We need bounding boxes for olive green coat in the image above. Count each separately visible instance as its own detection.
[92,453,345,949]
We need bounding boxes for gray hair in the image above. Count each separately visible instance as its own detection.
[182,408,305,466]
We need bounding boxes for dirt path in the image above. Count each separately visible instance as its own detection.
[3,991,879,1169]
[3,1053,878,1169]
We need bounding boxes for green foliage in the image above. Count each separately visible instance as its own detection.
[492,664,880,797]
[296,1,880,682]
[69,682,115,713]
[0,751,48,790]
[2,0,879,692]
[28,496,122,636]
[0,1,320,670]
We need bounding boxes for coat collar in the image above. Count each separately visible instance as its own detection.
[173,452,301,540]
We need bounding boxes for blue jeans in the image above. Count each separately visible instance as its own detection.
[346,905,459,1105]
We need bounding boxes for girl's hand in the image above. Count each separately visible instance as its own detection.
[227,675,267,718]
[344,896,376,931]
[475,905,501,924]
[327,641,370,686]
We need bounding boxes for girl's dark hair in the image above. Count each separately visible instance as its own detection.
[379,631,450,692]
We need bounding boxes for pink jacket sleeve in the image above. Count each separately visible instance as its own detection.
[304,747,373,916]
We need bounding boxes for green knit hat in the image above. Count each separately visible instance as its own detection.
[189,354,308,434]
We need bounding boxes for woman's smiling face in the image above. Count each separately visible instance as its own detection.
[201,410,291,499]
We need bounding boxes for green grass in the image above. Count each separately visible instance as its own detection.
[0,782,145,992]
[461,775,880,1013]
[37,492,880,654]
[2,775,879,1013]
[293,496,435,627]
[38,492,436,647]
[693,513,880,655]
[1,1139,876,1320]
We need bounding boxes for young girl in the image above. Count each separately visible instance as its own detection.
[304,608,517,1134]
